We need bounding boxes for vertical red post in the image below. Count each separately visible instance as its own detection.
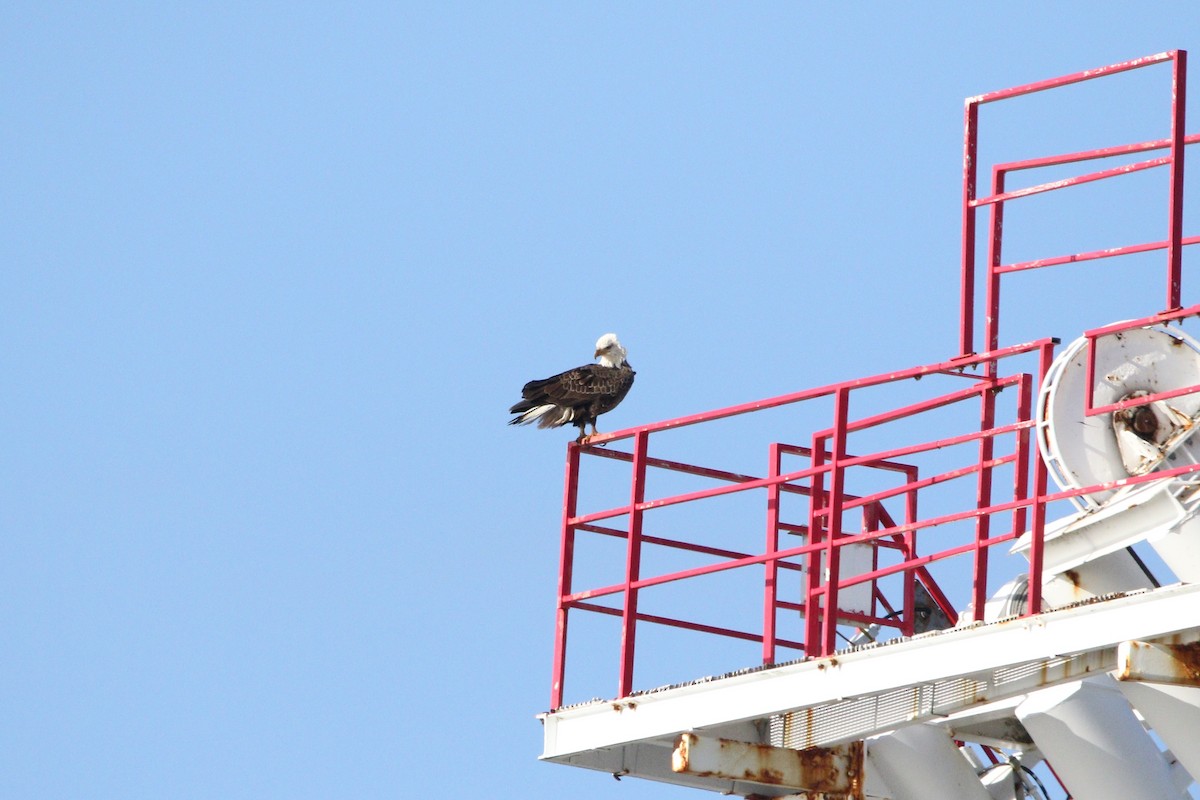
[550,443,582,710]
[971,383,997,620]
[1026,342,1056,616]
[960,99,980,358]
[901,465,918,637]
[1167,50,1187,311]
[763,443,782,665]
[984,166,1007,369]
[1084,332,1097,414]
[617,430,649,698]
[862,503,888,628]
[1011,373,1033,541]
[804,437,828,656]
[820,388,851,656]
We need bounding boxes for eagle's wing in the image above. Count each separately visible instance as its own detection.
[526,363,620,405]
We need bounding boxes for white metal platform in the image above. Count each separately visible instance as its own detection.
[541,582,1200,798]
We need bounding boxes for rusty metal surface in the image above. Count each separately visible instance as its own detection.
[673,733,863,799]
[1118,639,1200,685]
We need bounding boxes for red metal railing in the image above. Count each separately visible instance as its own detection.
[960,50,1190,359]
[549,51,1198,710]
[551,342,1056,708]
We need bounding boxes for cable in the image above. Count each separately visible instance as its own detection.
[1014,759,1052,800]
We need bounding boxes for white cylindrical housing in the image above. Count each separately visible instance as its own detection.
[1017,678,1187,800]
[867,723,991,800]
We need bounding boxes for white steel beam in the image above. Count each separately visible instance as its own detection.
[541,583,1200,760]
[672,734,863,798]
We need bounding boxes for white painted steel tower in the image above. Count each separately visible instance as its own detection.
[539,51,1200,800]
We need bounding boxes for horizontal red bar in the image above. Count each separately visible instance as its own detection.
[580,340,1053,445]
[1085,303,1200,337]
[996,235,1200,274]
[571,601,808,652]
[569,462,822,527]
[967,50,1176,106]
[1088,383,1200,416]
[813,374,1025,440]
[777,443,918,476]
[991,131,1200,175]
[972,155,1171,207]
[811,419,1032,487]
[581,445,773,487]
[577,522,805,572]
[773,600,887,629]
[819,453,1017,518]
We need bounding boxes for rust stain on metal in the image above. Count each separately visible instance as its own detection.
[799,745,835,786]
[798,740,864,797]
[724,738,786,785]
[1172,641,1200,682]
[967,678,986,706]
[1119,640,1144,681]
[736,740,861,793]
[744,767,785,785]
[799,741,862,793]
[780,709,794,749]
[1120,640,1200,685]
[671,732,696,774]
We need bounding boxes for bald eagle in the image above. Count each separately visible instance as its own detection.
[508,333,636,444]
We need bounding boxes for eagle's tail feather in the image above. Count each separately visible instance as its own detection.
[509,403,573,428]
[536,406,575,429]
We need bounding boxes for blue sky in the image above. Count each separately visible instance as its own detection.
[4,4,1200,799]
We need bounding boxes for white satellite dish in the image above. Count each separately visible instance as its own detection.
[1036,324,1200,510]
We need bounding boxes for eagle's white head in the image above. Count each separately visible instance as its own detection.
[595,333,628,368]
